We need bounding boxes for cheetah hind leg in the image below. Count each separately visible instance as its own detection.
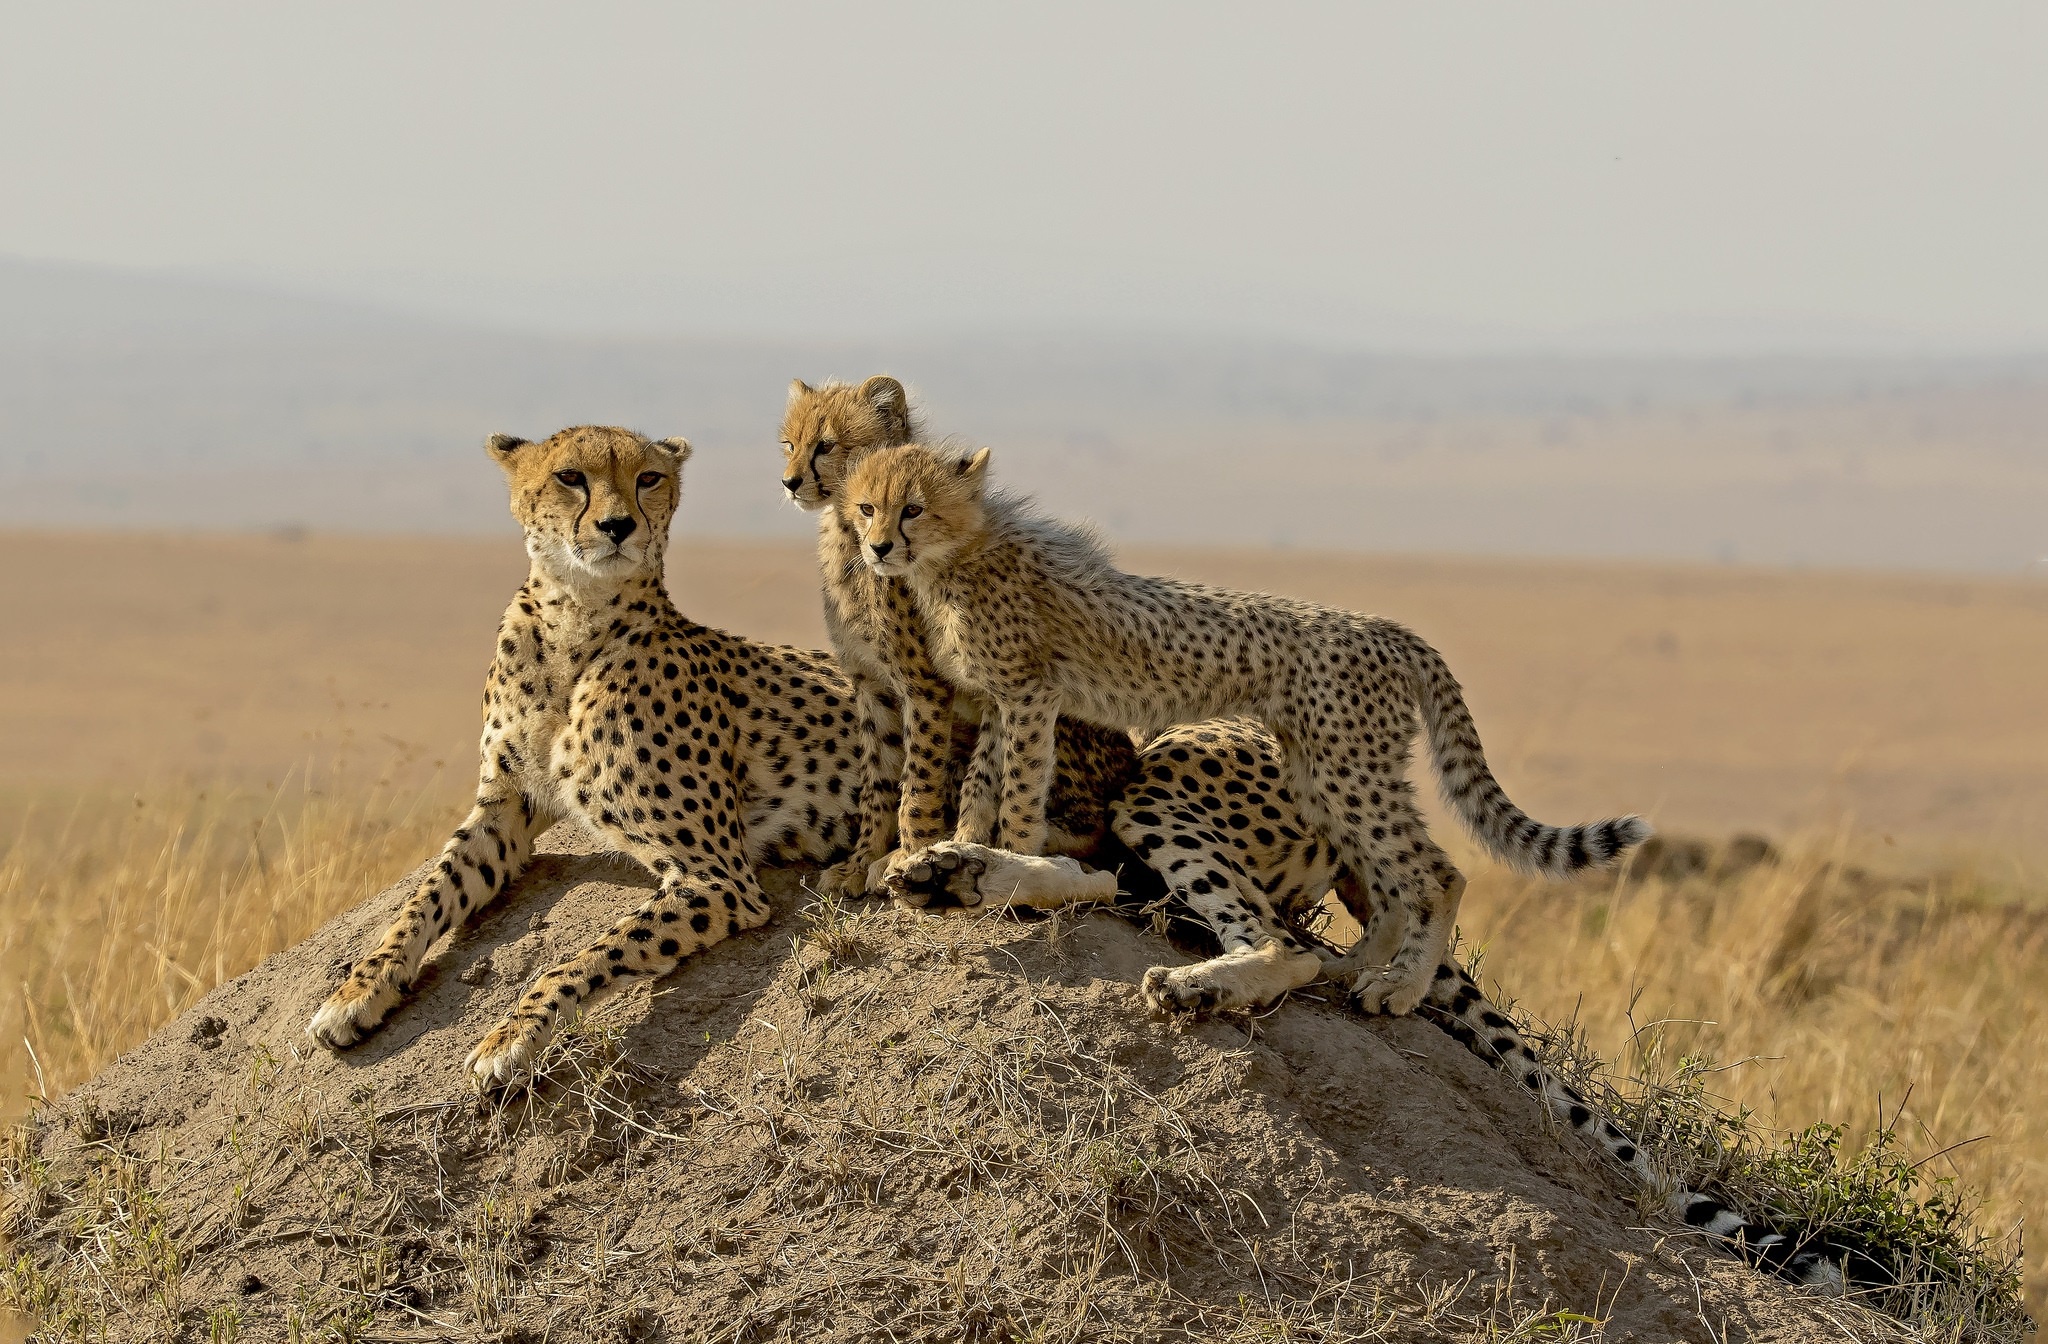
[1140,896,1328,1015]
[1314,854,1466,1016]
[1126,845,1323,1014]
[878,841,1116,912]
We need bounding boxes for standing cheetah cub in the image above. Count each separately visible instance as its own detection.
[843,443,1649,1016]
[781,377,1134,893]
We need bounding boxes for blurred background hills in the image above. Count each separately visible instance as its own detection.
[6,255,2045,572]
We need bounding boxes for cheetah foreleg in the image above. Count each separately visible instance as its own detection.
[879,841,1116,912]
[895,679,961,854]
[310,792,544,1050]
[951,702,1002,846]
[1142,941,1325,1014]
[466,859,772,1089]
[818,682,902,898]
[994,693,1059,855]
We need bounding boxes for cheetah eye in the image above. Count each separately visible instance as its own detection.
[554,470,585,488]
[857,504,875,518]
[815,441,835,455]
[902,504,923,520]
[636,471,662,488]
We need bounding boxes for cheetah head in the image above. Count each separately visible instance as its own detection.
[840,442,991,580]
[488,426,689,585]
[779,375,918,511]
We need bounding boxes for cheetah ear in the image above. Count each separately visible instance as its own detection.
[859,374,904,413]
[653,436,693,465]
[958,446,993,487]
[859,375,911,439]
[485,433,529,460]
[787,378,813,406]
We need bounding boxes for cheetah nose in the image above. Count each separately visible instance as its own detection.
[782,475,804,493]
[869,540,894,559]
[595,515,637,544]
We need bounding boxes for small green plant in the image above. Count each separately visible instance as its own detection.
[207,1301,245,1344]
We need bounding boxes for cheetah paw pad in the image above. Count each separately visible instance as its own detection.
[878,843,988,909]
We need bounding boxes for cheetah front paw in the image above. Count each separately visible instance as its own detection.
[464,1013,554,1090]
[877,844,986,909]
[881,842,1118,912]
[1342,962,1429,1017]
[816,853,881,900]
[308,961,406,1050]
[964,846,1118,911]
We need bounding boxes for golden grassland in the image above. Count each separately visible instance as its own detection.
[0,772,2039,1321]
[1,533,2042,1329]
[1458,835,2043,1324]
[0,766,461,1120]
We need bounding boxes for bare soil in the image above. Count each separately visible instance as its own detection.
[8,825,1858,1342]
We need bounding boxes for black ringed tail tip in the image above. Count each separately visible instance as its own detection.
[1418,961,1879,1294]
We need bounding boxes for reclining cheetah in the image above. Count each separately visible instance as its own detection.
[886,717,1854,1290]
[780,377,1133,892]
[842,442,1649,1019]
[307,425,1118,1086]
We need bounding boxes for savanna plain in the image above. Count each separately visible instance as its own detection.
[2,530,2043,1332]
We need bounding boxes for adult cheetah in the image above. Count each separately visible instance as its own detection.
[841,442,1649,1019]
[306,426,1114,1086]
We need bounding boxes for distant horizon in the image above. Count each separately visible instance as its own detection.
[5,254,2044,576]
[16,251,2048,363]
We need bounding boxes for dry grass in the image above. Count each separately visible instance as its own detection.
[1450,833,2044,1325]
[0,775,2039,1334]
[0,762,463,1120]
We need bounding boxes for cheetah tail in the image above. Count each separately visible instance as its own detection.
[1403,631,1651,879]
[1419,961,1879,1292]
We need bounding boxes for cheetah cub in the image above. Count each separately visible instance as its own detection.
[780,377,1134,895]
[311,426,870,1087]
[843,443,1649,1016]
[779,377,926,894]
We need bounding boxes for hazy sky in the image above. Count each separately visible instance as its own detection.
[6,2,2046,352]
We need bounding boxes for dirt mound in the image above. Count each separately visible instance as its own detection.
[7,828,1856,1342]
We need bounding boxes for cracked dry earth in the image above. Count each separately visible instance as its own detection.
[5,826,1857,1342]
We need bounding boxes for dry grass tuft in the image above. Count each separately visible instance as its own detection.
[1451,831,2043,1328]
[0,761,462,1119]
